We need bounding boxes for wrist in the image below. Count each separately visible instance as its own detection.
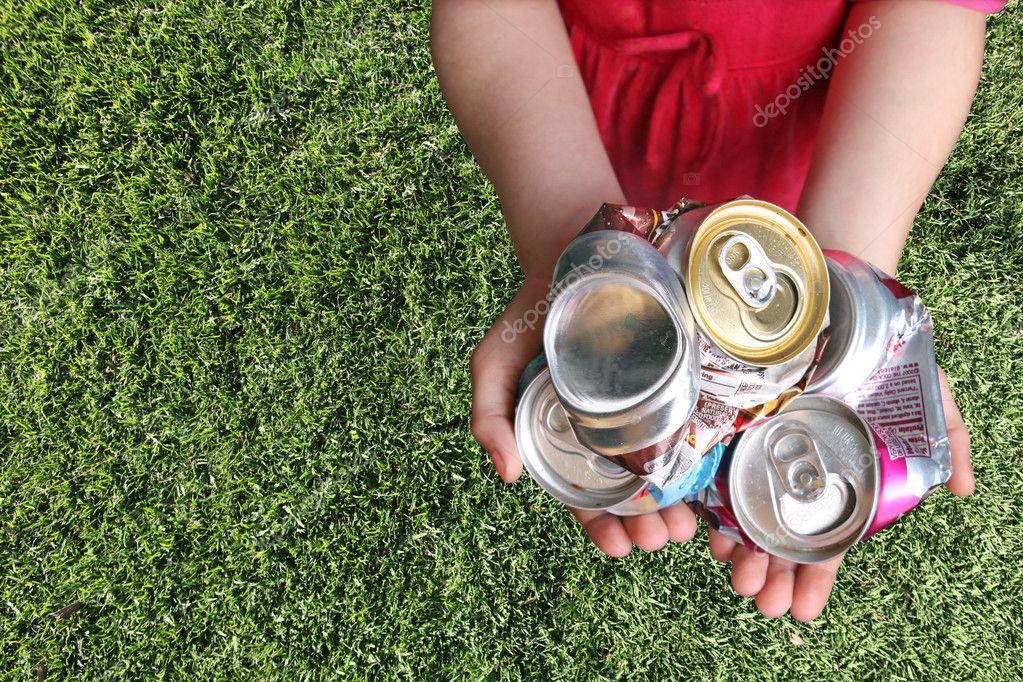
[796,203,907,276]
[514,188,626,280]
[520,270,554,300]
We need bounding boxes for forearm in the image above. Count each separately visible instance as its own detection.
[797,1,985,274]
[430,0,625,279]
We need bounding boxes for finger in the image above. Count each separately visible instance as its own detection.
[658,503,697,543]
[472,415,522,483]
[790,556,842,622]
[754,556,798,618]
[621,513,670,552]
[729,545,770,596]
[471,408,522,484]
[571,508,633,557]
[708,528,738,563]
[938,368,974,497]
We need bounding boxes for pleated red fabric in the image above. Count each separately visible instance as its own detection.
[559,1,855,211]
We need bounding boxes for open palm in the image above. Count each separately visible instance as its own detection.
[703,368,973,621]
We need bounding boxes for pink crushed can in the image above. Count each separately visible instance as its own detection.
[807,251,953,532]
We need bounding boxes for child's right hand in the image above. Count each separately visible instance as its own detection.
[470,276,700,555]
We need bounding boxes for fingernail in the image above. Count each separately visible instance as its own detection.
[490,452,509,482]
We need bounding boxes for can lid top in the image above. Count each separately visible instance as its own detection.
[727,394,879,563]
[686,200,829,366]
[516,369,646,510]
[546,271,688,415]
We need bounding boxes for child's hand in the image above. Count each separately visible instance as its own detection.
[437,0,664,553]
[470,276,699,555]
[568,504,697,556]
[707,368,974,621]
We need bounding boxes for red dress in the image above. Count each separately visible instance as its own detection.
[558,1,929,212]
[559,0,852,212]
[560,0,1004,211]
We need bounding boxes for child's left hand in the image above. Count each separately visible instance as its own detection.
[705,368,974,621]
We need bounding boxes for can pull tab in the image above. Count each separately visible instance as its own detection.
[767,424,828,501]
[717,234,777,308]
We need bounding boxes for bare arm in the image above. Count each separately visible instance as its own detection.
[432,0,696,555]
[716,0,986,622]
[797,0,986,274]
[430,0,625,279]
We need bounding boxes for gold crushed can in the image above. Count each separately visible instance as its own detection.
[665,199,830,410]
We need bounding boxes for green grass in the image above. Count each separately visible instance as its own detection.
[1,0,1021,679]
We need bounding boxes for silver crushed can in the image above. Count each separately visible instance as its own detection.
[543,230,700,480]
[515,365,658,514]
[516,365,726,514]
[692,394,880,563]
[806,250,952,529]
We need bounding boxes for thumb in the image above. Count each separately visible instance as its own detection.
[938,368,974,497]
[470,277,549,483]
[473,412,523,483]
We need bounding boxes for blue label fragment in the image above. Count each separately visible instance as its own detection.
[650,442,726,507]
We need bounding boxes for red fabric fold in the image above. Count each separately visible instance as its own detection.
[560,1,847,211]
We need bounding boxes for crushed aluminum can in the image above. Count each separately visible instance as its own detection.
[578,197,703,249]
[691,394,880,563]
[808,250,903,399]
[690,389,953,561]
[662,199,830,412]
[806,250,953,530]
[515,364,723,514]
[679,199,830,368]
[543,230,701,484]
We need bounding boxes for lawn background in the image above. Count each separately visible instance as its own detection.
[1,1,1021,679]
